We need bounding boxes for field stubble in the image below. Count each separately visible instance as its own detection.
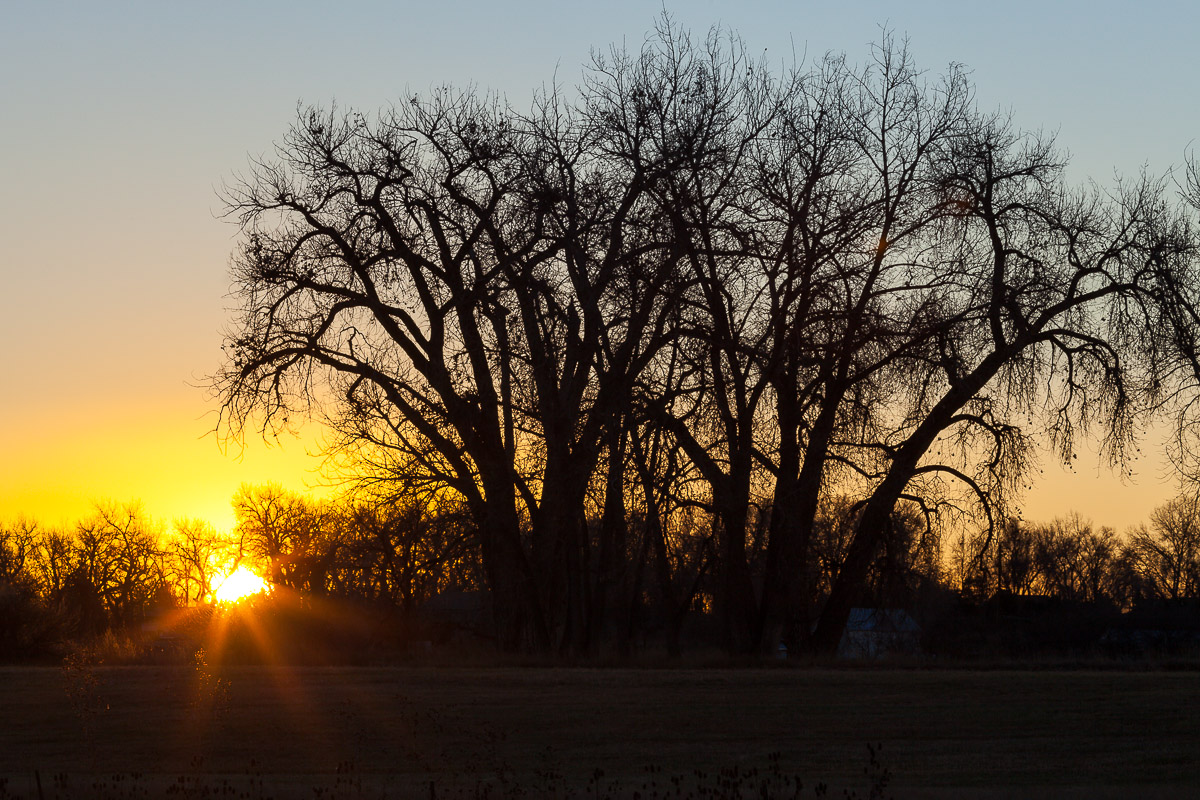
[0,665,1196,798]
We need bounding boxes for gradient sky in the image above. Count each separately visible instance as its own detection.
[2,0,1196,533]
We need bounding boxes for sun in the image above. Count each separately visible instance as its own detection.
[212,566,271,603]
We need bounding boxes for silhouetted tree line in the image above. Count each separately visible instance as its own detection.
[211,18,1200,655]
[0,488,483,659]
[4,488,1200,659]
[950,505,1200,608]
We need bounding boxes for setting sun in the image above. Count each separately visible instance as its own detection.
[212,566,271,603]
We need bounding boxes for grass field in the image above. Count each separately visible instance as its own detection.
[0,664,1197,798]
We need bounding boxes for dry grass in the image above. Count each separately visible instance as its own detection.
[0,664,1197,798]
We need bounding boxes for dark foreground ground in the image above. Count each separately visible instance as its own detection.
[0,664,1197,798]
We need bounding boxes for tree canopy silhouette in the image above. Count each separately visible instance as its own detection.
[216,18,1200,654]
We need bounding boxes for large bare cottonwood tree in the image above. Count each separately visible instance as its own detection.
[216,18,1200,654]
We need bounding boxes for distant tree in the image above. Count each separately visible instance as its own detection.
[0,519,41,596]
[1027,515,1121,604]
[957,512,1137,608]
[336,489,482,608]
[990,518,1037,598]
[62,502,168,631]
[0,520,60,658]
[1128,495,1200,601]
[166,518,231,604]
[30,527,75,610]
[232,484,344,594]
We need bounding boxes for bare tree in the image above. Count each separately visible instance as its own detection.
[754,36,975,653]
[216,17,1200,656]
[232,483,345,594]
[0,519,41,596]
[594,19,787,652]
[166,518,231,604]
[69,502,167,630]
[217,19,713,652]
[1129,495,1200,600]
[336,490,481,609]
[811,122,1200,651]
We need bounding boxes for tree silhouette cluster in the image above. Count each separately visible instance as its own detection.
[951,507,1200,609]
[3,490,1200,660]
[215,20,1200,654]
[0,488,479,659]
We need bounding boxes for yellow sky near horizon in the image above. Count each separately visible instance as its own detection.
[0,397,332,534]
[0,392,1180,537]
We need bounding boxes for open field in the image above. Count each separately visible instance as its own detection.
[1,665,1198,798]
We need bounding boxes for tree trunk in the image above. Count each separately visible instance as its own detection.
[717,490,757,654]
[478,468,550,652]
[592,427,628,652]
[759,391,842,655]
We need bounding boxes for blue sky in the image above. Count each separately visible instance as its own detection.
[1,0,1196,530]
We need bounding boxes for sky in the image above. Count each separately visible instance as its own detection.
[1,0,1196,533]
